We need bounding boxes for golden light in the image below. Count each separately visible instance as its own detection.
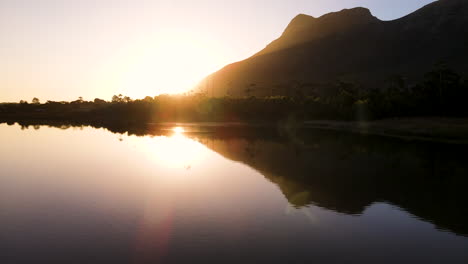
[131,131,206,170]
[151,136,205,169]
[117,30,223,98]
[172,127,184,134]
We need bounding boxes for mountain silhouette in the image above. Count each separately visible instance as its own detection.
[198,0,468,97]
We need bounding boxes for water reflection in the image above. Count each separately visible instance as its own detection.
[1,122,468,263]
[194,126,468,236]
[136,133,207,169]
[5,121,468,236]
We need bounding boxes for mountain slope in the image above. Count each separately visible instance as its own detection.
[197,0,468,97]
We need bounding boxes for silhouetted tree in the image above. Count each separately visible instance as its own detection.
[112,94,124,103]
[2,66,468,124]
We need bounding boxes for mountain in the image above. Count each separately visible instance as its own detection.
[197,0,468,97]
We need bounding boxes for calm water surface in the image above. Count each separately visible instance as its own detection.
[1,123,468,264]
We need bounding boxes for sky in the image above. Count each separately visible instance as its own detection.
[0,0,436,102]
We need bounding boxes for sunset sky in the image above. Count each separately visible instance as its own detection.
[1,0,435,102]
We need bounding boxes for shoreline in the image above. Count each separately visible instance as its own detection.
[2,117,468,144]
[304,118,468,144]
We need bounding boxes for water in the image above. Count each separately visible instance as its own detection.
[1,123,468,264]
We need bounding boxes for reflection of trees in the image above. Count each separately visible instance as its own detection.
[4,121,468,236]
[196,128,468,237]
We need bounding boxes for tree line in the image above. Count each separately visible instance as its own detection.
[1,65,467,124]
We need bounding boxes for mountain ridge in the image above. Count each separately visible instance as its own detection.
[254,7,379,58]
[197,0,468,97]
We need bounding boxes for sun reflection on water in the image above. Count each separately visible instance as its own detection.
[135,127,206,170]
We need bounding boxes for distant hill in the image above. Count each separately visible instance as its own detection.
[197,0,468,97]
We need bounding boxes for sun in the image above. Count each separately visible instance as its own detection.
[172,127,185,134]
[118,30,222,98]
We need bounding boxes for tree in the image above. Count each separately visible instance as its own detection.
[71,96,84,104]
[386,75,407,92]
[32,97,40,104]
[422,63,461,114]
[123,96,132,103]
[143,96,154,102]
[112,94,123,103]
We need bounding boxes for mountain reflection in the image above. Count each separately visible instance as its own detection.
[6,120,468,237]
[195,127,468,237]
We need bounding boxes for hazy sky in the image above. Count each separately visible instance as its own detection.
[0,0,436,102]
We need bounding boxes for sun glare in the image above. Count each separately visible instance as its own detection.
[151,135,205,169]
[118,30,222,98]
[130,128,206,170]
[172,127,185,134]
